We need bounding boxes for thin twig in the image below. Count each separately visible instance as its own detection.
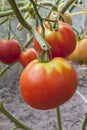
[0,102,33,130]
[76,90,87,104]
[56,107,62,130]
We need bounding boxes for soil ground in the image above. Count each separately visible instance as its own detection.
[0,63,87,130]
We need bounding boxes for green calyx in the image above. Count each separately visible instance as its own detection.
[38,50,52,63]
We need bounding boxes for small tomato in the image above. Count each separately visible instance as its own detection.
[68,38,87,64]
[20,57,78,110]
[19,48,37,67]
[0,39,21,64]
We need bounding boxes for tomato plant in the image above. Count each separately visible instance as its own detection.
[0,39,21,64]
[68,38,87,64]
[0,0,87,130]
[20,57,78,110]
[34,21,76,58]
[19,48,37,67]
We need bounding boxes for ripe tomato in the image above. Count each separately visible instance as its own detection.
[20,57,78,110]
[68,38,87,64]
[0,39,21,64]
[34,21,76,58]
[19,48,37,67]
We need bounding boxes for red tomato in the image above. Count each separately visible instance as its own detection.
[0,39,21,64]
[19,48,37,67]
[20,57,78,110]
[34,21,76,58]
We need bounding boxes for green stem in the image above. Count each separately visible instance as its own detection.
[0,65,12,77]
[56,107,62,130]
[0,102,33,130]
[0,6,27,17]
[60,0,76,14]
[37,1,57,9]
[32,27,48,50]
[8,16,12,40]
[69,0,78,12]
[81,113,87,130]
[10,125,19,130]
[0,18,8,25]
[30,0,45,38]
[56,0,61,5]
[23,35,33,48]
[7,0,31,31]
[7,0,48,50]
[0,1,26,10]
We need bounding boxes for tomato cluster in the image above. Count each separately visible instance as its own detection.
[0,20,78,110]
[0,39,37,66]
[19,21,78,110]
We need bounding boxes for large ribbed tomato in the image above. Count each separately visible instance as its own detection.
[0,39,21,64]
[34,21,76,58]
[20,57,78,110]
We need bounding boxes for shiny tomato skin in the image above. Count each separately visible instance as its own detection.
[0,39,21,64]
[34,21,76,58]
[20,57,78,110]
[68,38,87,64]
[19,48,37,67]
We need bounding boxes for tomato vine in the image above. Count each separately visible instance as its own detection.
[0,0,87,130]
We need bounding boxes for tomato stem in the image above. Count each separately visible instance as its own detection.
[0,64,12,77]
[60,0,76,14]
[7,16,11,40]
[56,107,62,130]
[37,50,52,63]
[0,102,33,130]
[29,0,45,38]
[7,0,50,52]
[7,0,32,31]
[81,113,87,130]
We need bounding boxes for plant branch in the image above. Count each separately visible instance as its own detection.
[0,102,33,130]
[60,0,76,14]
[0,6,27,17]
[0,64,12,77]
[7,0,49,51]
[81,113,87,130]
[38,1,57,9]
[56,107,62,130]
[29,0,45,38]
[7,0,32,31]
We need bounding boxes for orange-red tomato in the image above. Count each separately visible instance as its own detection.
[0,39,21,64]
[34,21,76,58]
[68,38,87,64]
[20,57,78,110]
[19,48,37,67]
